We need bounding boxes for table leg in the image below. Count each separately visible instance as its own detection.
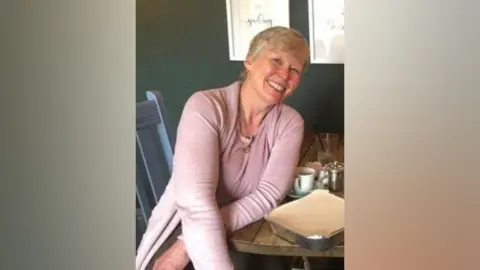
[303,256,311,270]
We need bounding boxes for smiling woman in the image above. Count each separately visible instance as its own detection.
[136,26,311,270]
[239,26,310,83]
[237,26,310,137]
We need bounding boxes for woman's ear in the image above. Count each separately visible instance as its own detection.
[244,56,253,70]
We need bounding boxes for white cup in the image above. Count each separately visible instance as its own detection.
[293,167,316,195]
[305,161,323,178]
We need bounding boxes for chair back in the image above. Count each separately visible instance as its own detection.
[135,90,174,245]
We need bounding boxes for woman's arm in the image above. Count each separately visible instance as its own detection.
[172,92,234,270]
[220,111,304,234]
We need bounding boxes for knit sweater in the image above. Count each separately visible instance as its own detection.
[136,81,304,270]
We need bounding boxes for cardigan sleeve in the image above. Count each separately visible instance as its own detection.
[219,110,304,234]
[172,92,234,270]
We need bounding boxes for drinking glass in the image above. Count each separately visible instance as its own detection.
[315,133,338,165]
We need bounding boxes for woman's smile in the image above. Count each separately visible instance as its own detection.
[267,80,286,92]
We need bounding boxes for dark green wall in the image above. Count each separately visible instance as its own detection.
[136,0,344,140]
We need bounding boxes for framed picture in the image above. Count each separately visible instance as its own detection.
[225,0,290,61]
[308,0,345,64]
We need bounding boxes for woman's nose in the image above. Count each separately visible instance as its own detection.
[277,66,290,80]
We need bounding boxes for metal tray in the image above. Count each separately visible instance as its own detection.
[269,221,344,251]
[265,190,344,252]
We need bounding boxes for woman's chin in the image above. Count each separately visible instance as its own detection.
[265,93,284,104]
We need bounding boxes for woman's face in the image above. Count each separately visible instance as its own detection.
[244,46,307,105]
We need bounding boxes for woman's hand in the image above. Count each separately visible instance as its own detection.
[152,239,190,270]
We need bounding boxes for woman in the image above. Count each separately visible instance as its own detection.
[136,26,310,270]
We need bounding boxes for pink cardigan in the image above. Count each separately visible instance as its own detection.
[136,81,304,270]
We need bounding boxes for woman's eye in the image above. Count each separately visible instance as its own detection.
[272,58,282,64]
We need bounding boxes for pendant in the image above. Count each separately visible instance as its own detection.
[243,145,251,153]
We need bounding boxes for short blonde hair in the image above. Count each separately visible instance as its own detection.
[239,26,310,82]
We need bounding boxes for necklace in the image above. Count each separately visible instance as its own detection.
[237,105,255,153]
[239,133,254,153]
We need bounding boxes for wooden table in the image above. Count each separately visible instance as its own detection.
[229,132,345,263]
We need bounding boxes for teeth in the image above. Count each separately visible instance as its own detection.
[267,80,286,92]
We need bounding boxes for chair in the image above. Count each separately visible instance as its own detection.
[135,90,174,248]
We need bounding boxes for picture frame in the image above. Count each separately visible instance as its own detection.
[225,0,290,61]
[308,0,345,64]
